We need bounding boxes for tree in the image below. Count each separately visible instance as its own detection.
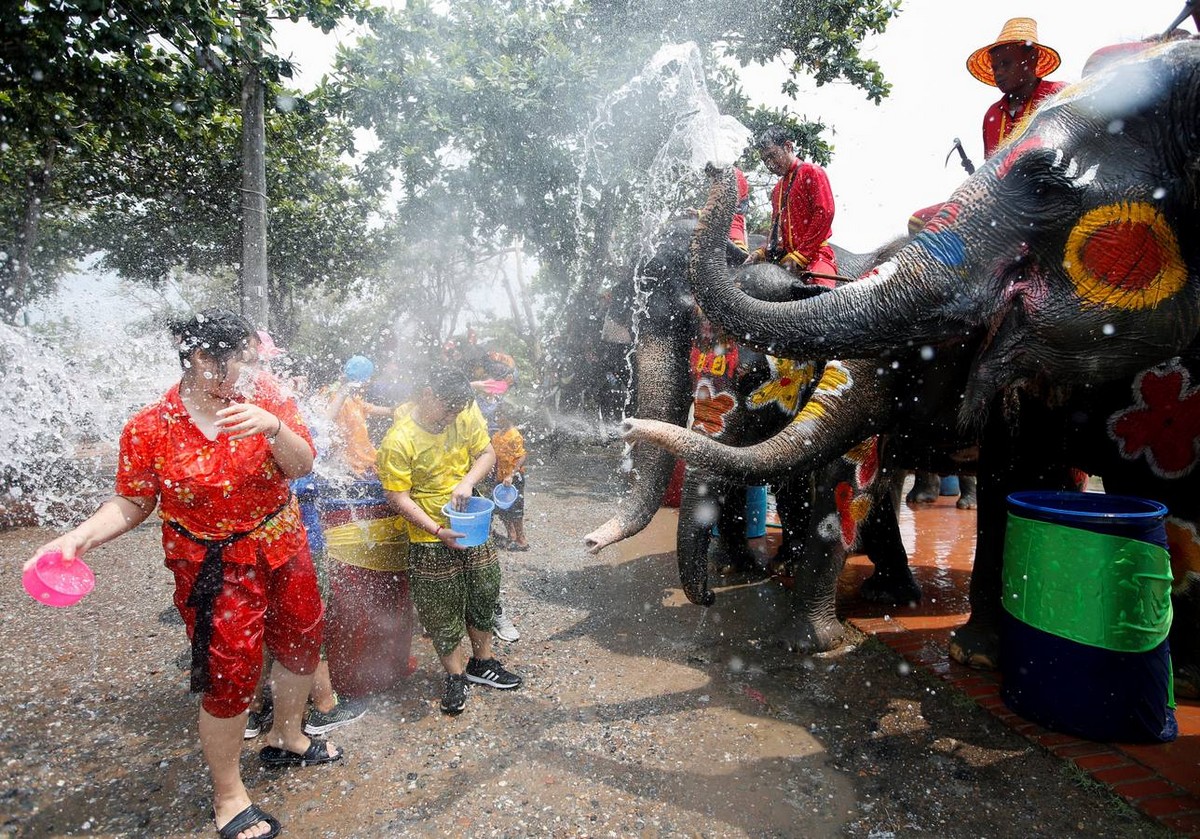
[327,0,898,401]
[0,0,373,324]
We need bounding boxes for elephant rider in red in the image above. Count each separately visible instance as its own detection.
[728,167,751,254]
[908,19,1066,238]
[968,17,1067,159]
[745,125,838,288]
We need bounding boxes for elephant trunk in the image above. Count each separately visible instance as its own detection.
[691,169,986,362]
[623,358,893,481]
[584,331,692,553]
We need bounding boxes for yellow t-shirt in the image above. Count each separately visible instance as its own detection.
[377,400,491,543]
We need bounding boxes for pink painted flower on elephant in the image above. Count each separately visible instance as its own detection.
[1108,359,1200,479]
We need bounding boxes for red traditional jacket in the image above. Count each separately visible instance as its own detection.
[727,168,751,253]
[982,79,1067,158]
[116,374,315,568]
[751,158,836,272]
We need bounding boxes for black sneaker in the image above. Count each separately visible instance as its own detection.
[244,697,273,739]
[441,674,468,715]
[304,696,367,735]
[465,657,522,689]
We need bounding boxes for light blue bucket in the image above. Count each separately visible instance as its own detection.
[441,497,494,547]
[493,483,518,510]
[713,485,768,538]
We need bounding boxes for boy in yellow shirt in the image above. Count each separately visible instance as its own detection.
[377,365,522,715]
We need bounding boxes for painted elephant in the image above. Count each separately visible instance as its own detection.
[583,218,919,650]
[674,41,1200,691]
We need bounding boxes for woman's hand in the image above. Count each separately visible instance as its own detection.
[215,403,282,441]
[24,533,88,572]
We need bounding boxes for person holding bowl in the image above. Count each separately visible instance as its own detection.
[26,309,342,839]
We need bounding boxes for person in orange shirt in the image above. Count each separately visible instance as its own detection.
[324,355,393,478]
[968,17,1067,159]
[492,403,529,552]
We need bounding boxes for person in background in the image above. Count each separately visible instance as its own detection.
[27,310,341,839]
[967,17,1066,159]
[243,334,367,741]
[489,402,527,643]
[744,125,838,288]
[377,364,522,715]
[324,355,393,478]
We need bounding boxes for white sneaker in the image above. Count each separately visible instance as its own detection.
[493,606,520,642]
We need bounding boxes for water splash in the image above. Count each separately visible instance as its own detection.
[2,265,186,525]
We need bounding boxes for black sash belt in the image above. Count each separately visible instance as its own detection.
[169,498,289,693]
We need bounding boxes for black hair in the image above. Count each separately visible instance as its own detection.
[754,125,792,151]
[168,308,253,368]
[425,363,474,407]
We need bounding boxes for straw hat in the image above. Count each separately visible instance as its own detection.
[967,17,1061,87]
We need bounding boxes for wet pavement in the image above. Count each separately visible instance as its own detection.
[0,445,1180,837]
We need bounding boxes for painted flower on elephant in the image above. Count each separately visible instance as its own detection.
[832,480,872,550]
[690,379,736,436]
[746,357,819,416]
[843,438,880,489]
[1166,517,1200,593]
[1064,202,1186,310]
[1108,359,1200,479]
[784,360,853,427]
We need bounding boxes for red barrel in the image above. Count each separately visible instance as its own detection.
[320,494,417,697]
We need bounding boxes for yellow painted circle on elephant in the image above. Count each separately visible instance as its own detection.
[1064,202,1185,310]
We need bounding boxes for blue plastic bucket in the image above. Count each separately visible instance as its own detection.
[1000,491,1176,742]
[493,483,518,510]
[712,485,768,538]
[441,497,495,547]
[745,485,767,539]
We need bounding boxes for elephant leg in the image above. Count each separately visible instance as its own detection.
[858,468,921,605]
[950,398,1074,669]
[956,475,978,510]
[1170,584,1200,699]
[676,473,720,606]
[905,470,940,504]
[777,466,848,653]
[772,473,815,578]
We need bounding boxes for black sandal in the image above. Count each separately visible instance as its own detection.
[259,737,343,768]
[216,803,280,839]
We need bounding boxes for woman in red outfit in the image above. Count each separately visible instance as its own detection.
[26,310,342,839]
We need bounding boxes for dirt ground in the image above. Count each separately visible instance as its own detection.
[0,443,1173,838]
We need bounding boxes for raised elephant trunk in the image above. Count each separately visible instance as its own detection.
[583,320,693,554]
[689,169,985,365]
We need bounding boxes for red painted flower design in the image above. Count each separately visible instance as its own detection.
[1108,360,1200,479]
[691,379,737,437]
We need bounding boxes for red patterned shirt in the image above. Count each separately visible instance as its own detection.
[115,374,315,568]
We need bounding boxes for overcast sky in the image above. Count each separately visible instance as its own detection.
[276,1,1194,254]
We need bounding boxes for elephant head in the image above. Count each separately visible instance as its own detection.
[689,42,1200,420]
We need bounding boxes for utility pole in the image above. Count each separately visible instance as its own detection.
[239,35,270,329]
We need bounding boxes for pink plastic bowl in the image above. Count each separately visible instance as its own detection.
[22,550,94,608]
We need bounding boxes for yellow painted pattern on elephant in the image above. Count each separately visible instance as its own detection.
[1166,517,1200,593]
[747,357,819,416]
[1064,202,1186,310]
[785,361,852,427]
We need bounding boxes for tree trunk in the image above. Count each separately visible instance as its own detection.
[4,140,57,323]
[240,54,269,328]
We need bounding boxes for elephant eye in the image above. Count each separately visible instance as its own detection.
[993,147,1085,229]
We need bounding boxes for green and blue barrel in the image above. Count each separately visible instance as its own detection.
[1000,491,1176,742]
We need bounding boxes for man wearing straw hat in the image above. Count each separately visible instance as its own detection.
[968,17,1068,159]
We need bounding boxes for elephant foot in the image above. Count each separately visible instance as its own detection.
[956,476,978,510]
[947,618,1000,670]
[859,568,921,606]
[779,615,845,653]
[905,471,940,505]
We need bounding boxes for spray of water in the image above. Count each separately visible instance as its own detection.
[1,267,188,525]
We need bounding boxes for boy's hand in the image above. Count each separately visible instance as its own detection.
[449,481,473,511]
[438,527,466,550]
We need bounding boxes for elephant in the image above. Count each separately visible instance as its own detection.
[583,217,920,651]
[667,40,1200,691]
